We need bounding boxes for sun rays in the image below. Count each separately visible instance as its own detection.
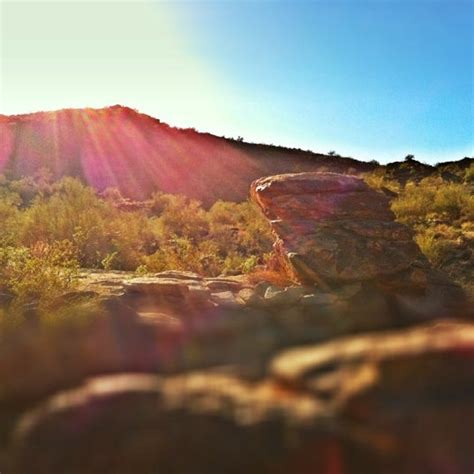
[73,106,261,201]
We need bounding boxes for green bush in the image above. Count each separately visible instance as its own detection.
[0,176,273,278]
[363,170,399,193]
[19,178,156,269]
[143,237,223,275]
[0,240,79,310]
[432,181,473,220]
[391,177,473,224]
[415,228,456,267]
[0,194,21,246]
[464,163,474,184]
[365,172,473,296]
[142,198,273,276]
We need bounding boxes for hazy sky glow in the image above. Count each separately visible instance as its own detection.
[1,0,472,163]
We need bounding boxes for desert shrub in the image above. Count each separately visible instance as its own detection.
[206,200,273,275]
[150,192,209,239]
[415,227,458,267]
[391,181,436,224]
[208,200,273,257]
[246,251,296,287]
[0,191,22,246]
[415,224,472,299]
[392,177,473,224]
[142,199,273,276]
[464,163,474,183]
[0,240,79,310]
[363,170,399,193]
[432,181,473,220]
[7,168,54,206]
[98,209,156,269]
[19,178,156,269]
[1,177,274,281]
[365,173,473,295]
[247,268,295,287]
[19,178,111,261]
[143,237,223,275]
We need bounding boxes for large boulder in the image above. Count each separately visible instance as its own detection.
[251,172,423,282]
[8,321,474,474]
[251,172,468,318]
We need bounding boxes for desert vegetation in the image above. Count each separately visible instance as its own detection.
[365,163,474,294]
[0,172,274,317]
[1,163,473,321]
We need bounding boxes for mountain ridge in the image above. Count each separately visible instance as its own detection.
[1,105,471,204]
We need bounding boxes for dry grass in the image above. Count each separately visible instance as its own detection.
[246,268,295,287]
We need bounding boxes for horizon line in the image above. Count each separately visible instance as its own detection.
[1,103,472,167]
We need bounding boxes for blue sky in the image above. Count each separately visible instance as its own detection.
[1,0,473,163]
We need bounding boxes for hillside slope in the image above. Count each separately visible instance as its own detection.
[0,105,471,204]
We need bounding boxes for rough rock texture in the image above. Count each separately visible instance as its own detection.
[251,172,467,318]
[250,173,419,281]
[8,321,474,474]
[0,271,401,411]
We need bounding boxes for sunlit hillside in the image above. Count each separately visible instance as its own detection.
[3,106,471,206]
[0,106,374,204]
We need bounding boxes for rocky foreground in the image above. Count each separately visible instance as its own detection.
[1,173,473,473]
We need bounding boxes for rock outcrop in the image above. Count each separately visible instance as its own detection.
[251,172,467,319]
[0,270,398,411]
[9,321,474,474]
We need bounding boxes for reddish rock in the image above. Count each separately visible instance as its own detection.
[251,172,422,283]
[251,172,468,319]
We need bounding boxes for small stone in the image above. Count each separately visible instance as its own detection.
[264,286,305,305]
[301,293,339,306]
[210,291,241,309]
[237,288,265,308]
